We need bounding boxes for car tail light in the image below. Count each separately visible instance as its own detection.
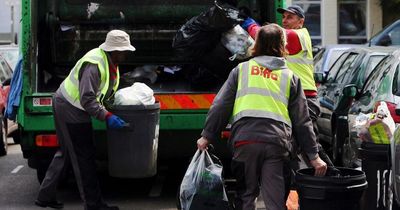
[221,131,231,139]
[374,101,400,123]
[33,97,52,106]
[36,134,59,147]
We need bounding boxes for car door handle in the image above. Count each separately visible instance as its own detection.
[334,91,340,96]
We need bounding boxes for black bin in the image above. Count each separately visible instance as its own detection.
[295,167,367,210]
[359,141,391,210]
[107,103,160,178]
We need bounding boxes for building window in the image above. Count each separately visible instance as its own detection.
[293,0,322,46]
[338,0,366,44]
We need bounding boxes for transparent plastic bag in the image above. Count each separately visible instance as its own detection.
[221,25,254,60]
[368,102,395,144]
[354,113,373,142]
[179,149,229,210]
[354,102,396,144]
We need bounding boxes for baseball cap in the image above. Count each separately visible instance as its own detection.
[99,30,136,52]
[277,5,305,18]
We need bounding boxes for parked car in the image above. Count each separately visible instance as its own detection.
[314,44,360,77]
[368,19,400,47]
[0,54,13,156]
[343,49,400,169]
[316,46,396,166]
[0,45,18,70]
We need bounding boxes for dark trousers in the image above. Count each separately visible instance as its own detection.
[283,97,333,204]
[231,143,289,210]
[37,95,104,210]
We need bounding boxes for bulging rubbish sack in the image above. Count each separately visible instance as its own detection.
[354,113,373,142]
[172,1,242,60]
[114,82,155,105]
[221,25,254,60]
[354,102,396,144]
[368,101,395,144]
[179,149,229,210]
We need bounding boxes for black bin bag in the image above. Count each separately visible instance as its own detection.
[172,0,242,60]
[179,149,229,210]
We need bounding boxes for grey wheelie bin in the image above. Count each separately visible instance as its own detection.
[107,102,160,178]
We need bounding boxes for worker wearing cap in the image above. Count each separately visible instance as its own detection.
[35,30,135,210]
[197,24,327,210]
[240,4,333,203]
[242,5,320,131]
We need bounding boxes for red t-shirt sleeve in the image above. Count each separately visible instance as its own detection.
[247,23,260,39]
[286,29,302,55]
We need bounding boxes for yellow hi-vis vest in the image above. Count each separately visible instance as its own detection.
[232,59,293,127]
[286,28,316,91]
[59,48,119,110]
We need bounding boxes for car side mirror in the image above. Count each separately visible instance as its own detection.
[314,72,325,84]
[378,34,392,46]
[342,84,358,98]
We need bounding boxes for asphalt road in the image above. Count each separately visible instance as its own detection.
[0,142,184,210]
[0,141,270,210]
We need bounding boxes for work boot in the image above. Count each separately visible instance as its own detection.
[35,199,64,209]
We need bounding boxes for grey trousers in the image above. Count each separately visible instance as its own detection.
[231,143,289,210]
[37,94,103,210]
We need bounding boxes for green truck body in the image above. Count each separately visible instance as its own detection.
[17,0,285,181]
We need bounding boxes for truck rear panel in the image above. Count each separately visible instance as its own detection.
[18,0,284,178]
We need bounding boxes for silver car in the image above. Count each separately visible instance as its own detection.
[347,49,400,168]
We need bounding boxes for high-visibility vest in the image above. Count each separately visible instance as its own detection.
[232,59,293,127]
[59,48,119,110]
[286,28,316,91]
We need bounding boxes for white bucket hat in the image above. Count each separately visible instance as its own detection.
[99,30,136,52]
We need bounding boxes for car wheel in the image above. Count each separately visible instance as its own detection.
[342,137,357,168]
[332,124,346,166]
[0,118,7,156]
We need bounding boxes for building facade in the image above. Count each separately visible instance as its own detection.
[0,0,21,44]
[288,0,383,46]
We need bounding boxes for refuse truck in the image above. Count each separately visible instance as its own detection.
[15,0,285,182]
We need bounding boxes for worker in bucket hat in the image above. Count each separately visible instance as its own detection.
[36,30,135,210]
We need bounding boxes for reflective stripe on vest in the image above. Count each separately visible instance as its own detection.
[60,48,119,110]
[232,59,292,127]
[286,28,316,91]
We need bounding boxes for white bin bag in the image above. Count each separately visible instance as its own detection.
[114,82,155,105]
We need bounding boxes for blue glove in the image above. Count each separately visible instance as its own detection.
[107,115,126,129]
[241,17,258,30]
